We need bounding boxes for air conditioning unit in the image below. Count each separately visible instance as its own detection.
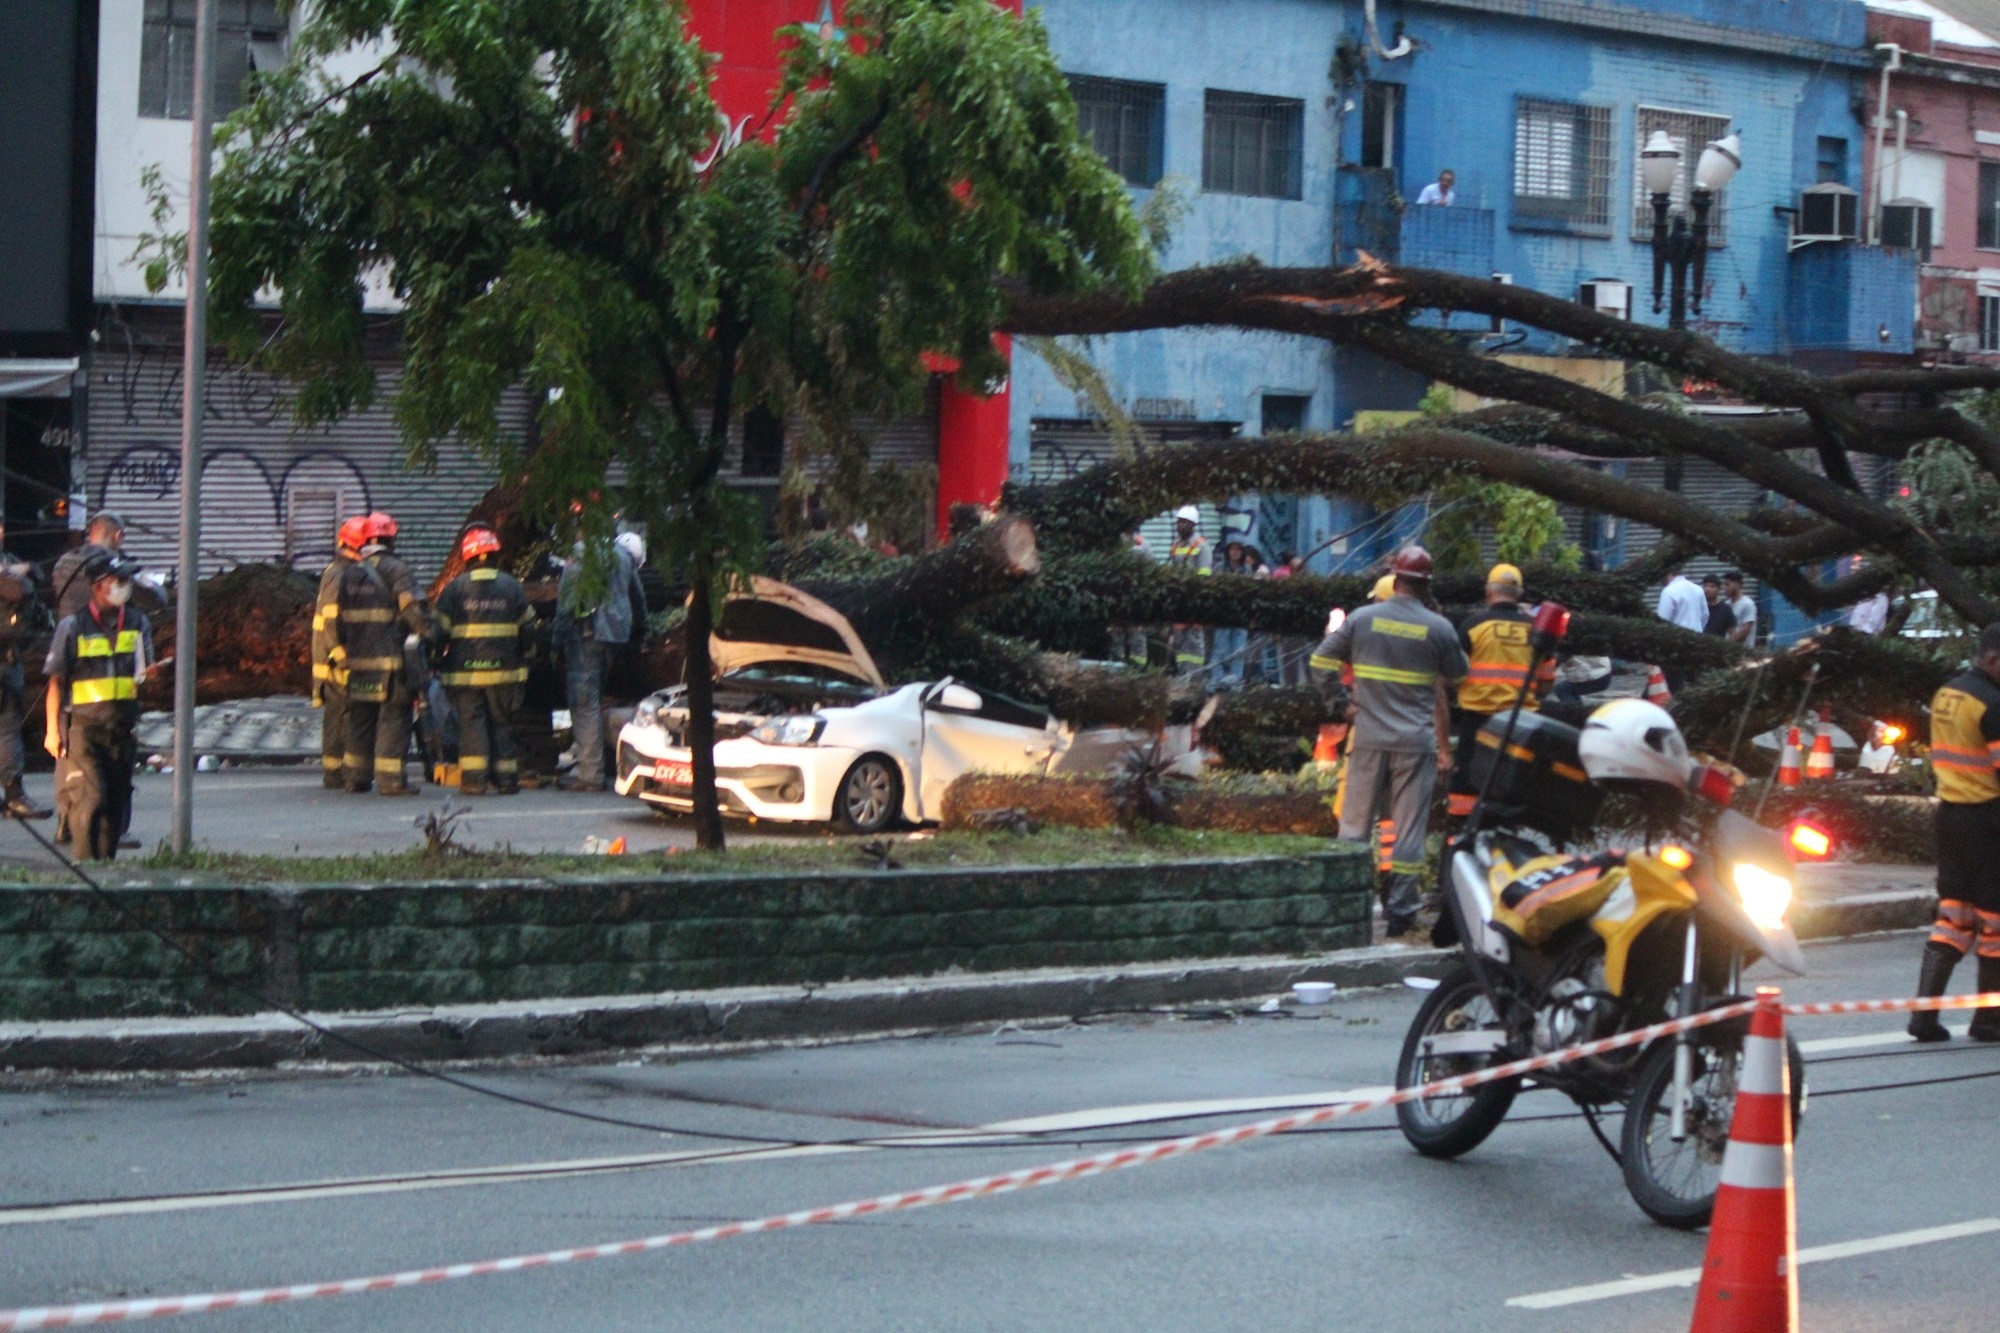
[1880,197,1934,259]
[1578,279,1632,321]
[1792,182,1858,248]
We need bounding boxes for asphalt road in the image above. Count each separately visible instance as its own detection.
[0,932,1994,1329]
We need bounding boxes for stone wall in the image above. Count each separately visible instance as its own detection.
[0,851,1372,1020]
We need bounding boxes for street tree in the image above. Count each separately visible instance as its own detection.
[187,0,1151,847]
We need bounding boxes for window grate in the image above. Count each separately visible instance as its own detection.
[141,0,286,122]
[1982,295,2000,353]
[1980,162,2000,250]
[1632,106,1733,246]
[1513,98,1611,230]
[1069,76,1166,188]
[1202,90,1304,200]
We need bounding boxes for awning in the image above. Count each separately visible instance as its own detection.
[0,358,80,399]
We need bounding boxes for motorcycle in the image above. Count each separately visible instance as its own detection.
[1394,604,1809,1228]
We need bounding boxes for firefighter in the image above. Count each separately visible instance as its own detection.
[335,512,426,795]
[432,527,534,796]
[1909,621,2000,1042]
[42,553,151,860]
[1447,563,1553,818]
[311,516,368,789]
[1316,545,1468,936]
[1165,505,1210,679]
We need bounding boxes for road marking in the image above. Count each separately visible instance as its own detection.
[0,1086,1390,1228]
[1506,1218,2000,1309]
[1798,1026,1965,1054]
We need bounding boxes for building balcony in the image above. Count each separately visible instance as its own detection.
[1335,170,1494,335]
[1785,242,1917,356]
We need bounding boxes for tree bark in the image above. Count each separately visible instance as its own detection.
[796,514,1041,654]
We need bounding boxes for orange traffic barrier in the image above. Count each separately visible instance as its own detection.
[1804,729,1835,781]
[1776,727,1802,787]
[1688,987,1798,1332]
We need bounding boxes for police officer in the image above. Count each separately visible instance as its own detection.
[0,523,49,819]
[311,516,368,789]
[1165,506,1210,679]
[1316,546,1468,937]
[335,513,426,794]
[432,527,535,796]
[1448,563,1552,818]
[1909,622,2000,1042]
[43,553,151,860]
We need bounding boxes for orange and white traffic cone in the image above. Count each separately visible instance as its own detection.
[1689,987,1798,1332]
[1776,727,1803,788]
[1804,729,1835,781]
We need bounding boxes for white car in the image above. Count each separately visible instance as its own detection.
[614,578,1143,832]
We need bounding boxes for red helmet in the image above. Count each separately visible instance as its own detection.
[336,515,368,553]
[1389,545,1434,581]
[459,526,502,562]
[362,511,398,541]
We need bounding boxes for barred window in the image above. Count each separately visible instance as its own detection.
[1069,76,1166,188]
[1980,162,2000,250]
[1513,98,1611,231]
[140,0,286,121]
[1202,90,1303,200]
[1982,295,2000,353]
[1632,106,1733,246]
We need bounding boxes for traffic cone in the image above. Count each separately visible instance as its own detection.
[1312,723,1347,764]
[1645,666,1673,707]
[1804,729,1835,781]
[1688,986,1797,1333]
[1776,728,1803,788]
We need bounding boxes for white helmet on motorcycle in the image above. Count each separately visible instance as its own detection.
[1578,698,1691,793]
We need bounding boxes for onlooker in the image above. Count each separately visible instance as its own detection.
[1656,565,1707,632]
[555,532,647,791]
[1847,589,1890,636]
[0,521,47,819]
[1209,539,1259,688]
[1415,169,1456,206]
[1723,571,1757,645]
[1702,575,1736,638]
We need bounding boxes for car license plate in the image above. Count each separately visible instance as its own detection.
[654,760,693,787]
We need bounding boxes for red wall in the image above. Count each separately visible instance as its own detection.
[683,0,1017,533]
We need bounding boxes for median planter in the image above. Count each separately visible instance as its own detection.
[0,850,1372,1021]
[940,773,1339,836]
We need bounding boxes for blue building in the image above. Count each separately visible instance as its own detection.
[1018,0,1910,589]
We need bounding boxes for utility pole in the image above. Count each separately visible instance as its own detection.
[172,0,218,854]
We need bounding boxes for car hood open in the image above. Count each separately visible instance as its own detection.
[707,576,887,690]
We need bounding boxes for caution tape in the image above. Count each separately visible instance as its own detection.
[1783,993,2000,1018]
[7,990,2000,1328]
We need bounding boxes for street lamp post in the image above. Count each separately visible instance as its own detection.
[1641,130,1742,330]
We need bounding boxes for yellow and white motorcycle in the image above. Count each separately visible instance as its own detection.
[1395,608,1808,1228]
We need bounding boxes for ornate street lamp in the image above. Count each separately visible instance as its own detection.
[1644,130,1742,329]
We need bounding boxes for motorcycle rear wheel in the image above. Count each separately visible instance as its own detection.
[1395,964,1520,1159]
[1620,1024,1806,1230]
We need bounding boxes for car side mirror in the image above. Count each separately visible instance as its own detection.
[935,683,982,712]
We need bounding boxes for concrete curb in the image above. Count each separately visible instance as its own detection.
[0,888,1933,1074]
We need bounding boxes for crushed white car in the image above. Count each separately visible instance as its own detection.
[614,578,1144,832]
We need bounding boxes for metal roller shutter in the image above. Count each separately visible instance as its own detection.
[1026,417,1243,556]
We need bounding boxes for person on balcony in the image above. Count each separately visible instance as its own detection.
[1415,169,1456,206]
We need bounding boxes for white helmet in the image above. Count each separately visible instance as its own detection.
[1175,505,1201,524]
[1578,698,1691,793]
[614,531,647,568]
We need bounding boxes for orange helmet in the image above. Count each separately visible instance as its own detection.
[336,515,368,553]
[1389,544,1434,581]
[362,511,398,541]
[459,526,502,562]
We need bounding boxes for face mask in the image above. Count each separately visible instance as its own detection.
[105,581,133,607]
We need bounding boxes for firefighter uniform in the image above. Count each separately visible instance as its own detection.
[433,564,534,795]
[1911,666,2000,1040]
[1448,598,1550,817]
[311,548,356,789]
[335,553,424,793]
[46,601,149,860]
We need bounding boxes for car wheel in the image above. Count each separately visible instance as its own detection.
[832,755,902,834]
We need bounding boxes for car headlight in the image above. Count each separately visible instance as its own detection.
[634,696,662,729]
[1732,861,1793,931]
[749,715,825,746]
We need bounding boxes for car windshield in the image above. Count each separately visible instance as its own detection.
[721,662,881,701]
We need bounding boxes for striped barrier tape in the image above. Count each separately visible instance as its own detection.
[7,990,2000,1328]
[1783,993,2000,1018]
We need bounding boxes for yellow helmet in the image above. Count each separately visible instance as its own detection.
[1487,562,1523,590]
[1370,573,1396,601]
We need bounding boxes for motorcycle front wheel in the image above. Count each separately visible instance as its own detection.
[1395,964,1520,1159]
[1619,1025,1806,1229]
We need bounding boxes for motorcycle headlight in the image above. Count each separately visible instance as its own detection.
[1732,861,1793,931]
[634,696,662,729]
[749,715,825,746]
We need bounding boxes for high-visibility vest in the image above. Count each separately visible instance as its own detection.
[67,607,141,716]
[434,566,535,687]
[1456,604,1540,714]
[1931,670,2000,805]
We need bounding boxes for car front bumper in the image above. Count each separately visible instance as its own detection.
[614,725,850,822]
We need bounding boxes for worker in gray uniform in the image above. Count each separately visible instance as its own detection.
[1316,545,1468,937]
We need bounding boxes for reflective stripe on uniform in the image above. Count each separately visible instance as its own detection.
[71,677,137,703]
[459,755,489,771]
[1309,653,1340,672]
[342,608,398,624]
[471,569,500,581]
[1369,619,1429,640]
[440,668,529,687]
[450,623,520,639]
[342,656,401,672]
[1352,663,1437,686]
[374,756,406,774]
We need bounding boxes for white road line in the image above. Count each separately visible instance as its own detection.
[1506,1218,2000,1309]
[0,1087,1389,1228]
[1798,1027,1966,1054]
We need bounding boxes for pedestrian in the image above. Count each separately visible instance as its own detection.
[1448,563,1549,818]
[1209,538,1257,688]
[1656,564,1707,633]
[1701,575,1736,638]
[1316,545,1468,937]
[1723,571,1757,645]
[1415,169,1456,206]
[1115,526,1152,667]
[432,526,535,796]
[310,515,368,789]
[1908,621,2000,1042]
[50,513,126,625]
[554,529,647,791]
[0,523,49,820]
[334,512,427,795]
[42,553,151,860]
[1847,589,1890,636]
[1165,506,1209,680]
